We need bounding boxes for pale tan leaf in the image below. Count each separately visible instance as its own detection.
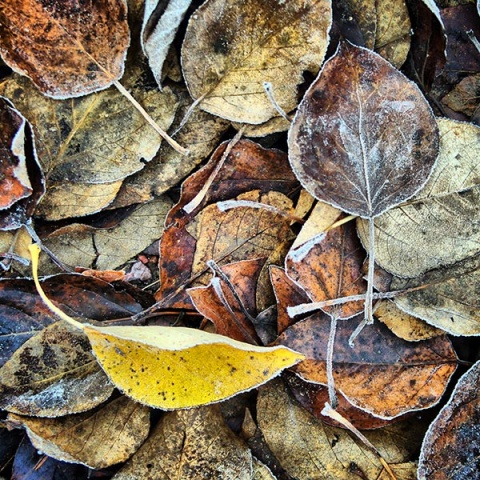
[358,118,480,278]
[181,0,332,124]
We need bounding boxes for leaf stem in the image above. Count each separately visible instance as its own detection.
[365,216,375,324]
[29,244,85,330]
[113,80,189,155]
[326,315,338,408]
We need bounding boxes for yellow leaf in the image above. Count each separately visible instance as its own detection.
[29,244,304,410]
[84,325,304,409]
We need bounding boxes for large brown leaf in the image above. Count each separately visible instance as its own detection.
[0,0,129,98]
[181,0,331,124]
[288,41,439,219]
[418,361,480,480]
[277,314,458,418]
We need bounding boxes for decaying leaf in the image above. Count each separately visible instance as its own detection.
[0,0,130,98]
[358,118,480,278]
[181,0,332,123]
[391,253,480,336]
[286,221,366,319]
[418,361,480,479]
[0,321,114,417]
[442,74,480,117]
[288,41,438,320]
[113,405,252,479]
[8,395,150,469]
[277,314,457,418]
[258,378,423,479]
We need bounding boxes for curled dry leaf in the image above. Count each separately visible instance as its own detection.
[418,361,480,480]
[181,0,332,124]
[258,378,423,479]
[141,0,192,89]
[0,321,114,417]
[358,118,480,278]
[0,97,31,210]
[285,221,366,319]
[0,0,130,98]
[8,396,150,469]
[277,314,458,419]
[113,405,252,480]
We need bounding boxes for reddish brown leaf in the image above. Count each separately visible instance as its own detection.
[418,361,480,480]
[277,314,458,418]
[285,221,366,319]
[270,266,310,335]
[165,139,298,226]
[188,258,265,344]
[0,0,130,98]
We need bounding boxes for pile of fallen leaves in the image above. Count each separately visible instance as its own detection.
[0,0,479,478]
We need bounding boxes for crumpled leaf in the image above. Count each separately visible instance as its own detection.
[391,252,480,336]
[358,118,480,278]
[285,221,366,319]
[188,258,265,343]
[0,321,114,417]
[277,314,457,419]
[288,41,439,220]
[442,73,480,118]
[8,396,150,469]
[113,405,252,479]
[85,324,303,409]
[141,0,192,89]
[181,0,332,124]
[258,378,423,479]
[0,0,130,98]
[418,360,480,480]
